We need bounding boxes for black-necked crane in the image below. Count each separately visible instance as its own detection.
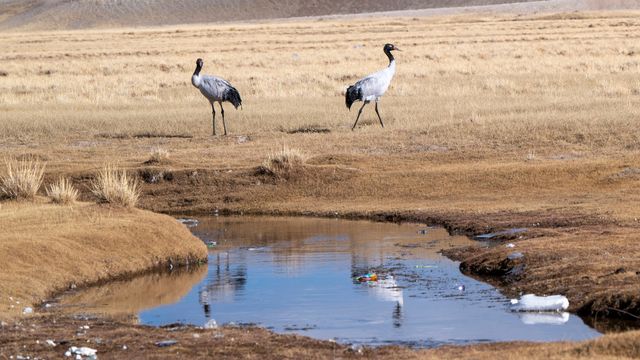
[191,58,242,136]
[345,43,400,130]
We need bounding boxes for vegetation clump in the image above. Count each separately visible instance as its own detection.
[0,158,45,200]
[46,178,79,205]
[147,147,170,164]
[259,146,306,180]
[91,165,140,207]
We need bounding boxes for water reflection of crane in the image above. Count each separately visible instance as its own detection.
[199,252,247,319]
[351,252,404,328]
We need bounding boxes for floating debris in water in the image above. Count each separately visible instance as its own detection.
[177,218,199,227]
[204,319,218,329]
[356,273,378,282]
[511,294,569,312]
[283,324,317,331]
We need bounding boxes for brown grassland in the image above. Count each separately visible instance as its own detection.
[2,9,640,358]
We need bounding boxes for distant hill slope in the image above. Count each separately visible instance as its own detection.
[0,0,638,31]
[0,0,539,30]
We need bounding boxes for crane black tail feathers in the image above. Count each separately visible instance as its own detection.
[345,85,361,110]
[225,87,242,109]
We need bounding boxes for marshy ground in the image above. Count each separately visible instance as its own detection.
[1,8,640,359]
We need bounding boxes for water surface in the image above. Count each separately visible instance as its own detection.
[59,216,600,347]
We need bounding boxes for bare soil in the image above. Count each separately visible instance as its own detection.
[2,313,640,359]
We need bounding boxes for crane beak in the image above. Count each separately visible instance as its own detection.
[394,47,402,51]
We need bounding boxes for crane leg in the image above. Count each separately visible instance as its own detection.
[220,102,227,136]
[211,103,216,136]
[374,101,385,128]
[352,101,368,131]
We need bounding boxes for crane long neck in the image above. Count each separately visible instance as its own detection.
[384,48,394,64]
[193,63,202,77]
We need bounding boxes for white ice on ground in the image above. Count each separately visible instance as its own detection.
[511,294,569,312]
[519,312,570,325]
[68,346,97,357]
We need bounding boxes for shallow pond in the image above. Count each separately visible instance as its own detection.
[59,216,600,347]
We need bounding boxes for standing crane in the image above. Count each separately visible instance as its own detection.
[345,44,400,130]
[191,58,242,136]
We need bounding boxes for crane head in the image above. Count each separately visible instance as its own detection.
[196,58,204,68]
[384,43,401,52]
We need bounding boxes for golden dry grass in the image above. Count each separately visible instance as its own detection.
[148,146,170,163]
[260,146,306,179]
[0,201,207,319]
[0,12,638,150]
[46,177,78,205]
[91,165,140,207]
[0,158,45,200]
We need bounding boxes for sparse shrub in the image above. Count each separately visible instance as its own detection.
[148,147,170,163]
[259,146,306,179]
[0,158,45,200]
[91,165,140,208]
[46,178,78,205]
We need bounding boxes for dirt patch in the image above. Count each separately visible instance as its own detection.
[2,312,640,359]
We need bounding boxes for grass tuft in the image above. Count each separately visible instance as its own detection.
[91,165,140,207]
[148,147,170,163]
[46,178,79,205]
[259,146,306,179]
[0,158,45,200]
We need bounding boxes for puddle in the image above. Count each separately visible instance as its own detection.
[57,216,601,348]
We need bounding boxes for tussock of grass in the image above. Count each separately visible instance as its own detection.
[259,146,306,179]
[0,158,45,200]
[148,147,170,163]
[91,165,140,207]
[46,178,78,205]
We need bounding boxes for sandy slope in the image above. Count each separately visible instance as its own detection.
[0,0,544,30]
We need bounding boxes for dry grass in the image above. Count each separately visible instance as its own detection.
[0,12,639,150]
[260,146,306,179]
[91,165,140,207]
[0,201,207,319]
[148,146,170,163]
[0,158,45,200]
[46,177,78,205]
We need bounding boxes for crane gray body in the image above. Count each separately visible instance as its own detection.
[191,58,242,135]
[345,44,400,130]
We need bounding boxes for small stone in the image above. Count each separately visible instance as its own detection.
[122,345,127,350]
[64,351,71,357]
[22,307,33,315]
[46,340,56,346]
[155,340,178,347]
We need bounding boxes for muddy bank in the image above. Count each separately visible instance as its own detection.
[1,313,640,359]
[67,162,632,321]
[0,201,208,319]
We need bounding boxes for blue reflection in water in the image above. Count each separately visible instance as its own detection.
[137,217,600,347]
